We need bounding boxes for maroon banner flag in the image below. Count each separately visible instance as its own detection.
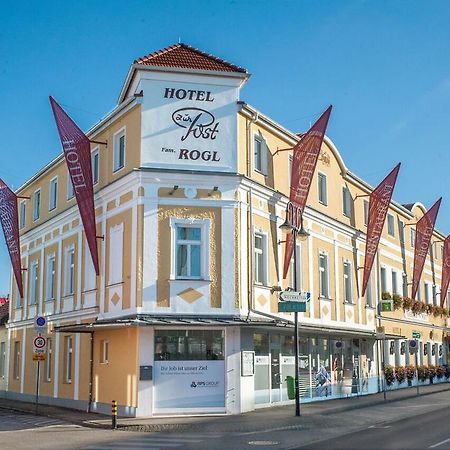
[49,96,99,275]
[440,235,450,307]
[0,180,23,298]
[411,198,442,299]
[361,163,401,297]
[283,106,332,279]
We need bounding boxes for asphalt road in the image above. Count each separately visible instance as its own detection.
[299,406,450,450]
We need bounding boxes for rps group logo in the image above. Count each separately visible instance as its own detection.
[190,380,219,388]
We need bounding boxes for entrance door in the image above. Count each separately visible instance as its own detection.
[270,335,281,402]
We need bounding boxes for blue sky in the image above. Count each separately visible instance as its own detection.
[1,0,450,292]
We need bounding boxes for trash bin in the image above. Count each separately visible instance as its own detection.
[286,376,296,400]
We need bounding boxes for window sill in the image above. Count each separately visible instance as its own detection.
[254,284,271,290]
[319,296,332,301]
[344,301,355,305]
[365,304,375,309]
[318,201,328,207]
[63,294,74,299]
[254,169,267,176]
[170,278,211,283]
[45,298,55,302]
[113,165,125,174]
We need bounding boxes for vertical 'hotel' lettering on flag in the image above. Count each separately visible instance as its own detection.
[49,96,100,276]
[440,235,450,307]
[0,180,23,298]
[282,106,332,279]
[361,164,401,297]
[411,197,442,300]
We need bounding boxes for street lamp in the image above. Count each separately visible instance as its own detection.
[279,201,309,417]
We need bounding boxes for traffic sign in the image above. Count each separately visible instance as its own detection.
[409,339,418,353]
[33,335,47,362]
[278,301,307,313]
[34,316,47,332]
[412,331,421,339]
[279,291,310,302]
[33,335,46,349]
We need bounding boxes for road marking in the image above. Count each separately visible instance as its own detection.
[429,437,450,448]
[368,425,392,429]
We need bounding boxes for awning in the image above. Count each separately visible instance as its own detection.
[54,313,401,339]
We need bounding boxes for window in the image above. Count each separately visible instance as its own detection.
[363,199,369,226]
[113,129,126,172]
[13,341,20,379]
[64,247,75,295]
[100,340,109,364]
[154,329,224,361]
[254,233,267,285]
[391,270,398,295]
[411,228,416,248]
[343,260,353,303]
[424,282,430,304]
[64,336,73,383]
[29,261,39,305]
[288,154,293,181]
[254,135,263,173]
[289,244,302,290]
[92,147,99,185]
[45,338,52,382]
[387,214,395,237]
[342,186,352,217]
[416,284,421,301]
[366,275,373,307]
[0,342,5,378]
[380,267,387,293]
[33,189,41,221]
[318,173,327,205]
[19,201,26,229]
[108,224,124,285]
[402,274,408,297]
[46,254,56,300]
[49,177,58,211]
[176,226,202,279]
[433,285,438,306]
[319,252,329,298]
[67,175,74,200]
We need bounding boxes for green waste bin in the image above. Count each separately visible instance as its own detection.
[286,376,296,400]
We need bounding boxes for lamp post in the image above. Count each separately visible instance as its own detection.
[280,201,309,417]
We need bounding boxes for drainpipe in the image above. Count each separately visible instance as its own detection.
[87,331,94,413]
[246,111,259,320]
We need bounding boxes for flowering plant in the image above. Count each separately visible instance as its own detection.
[445,366,450,379]
[411,300,426,315]
[384,365,395,385]
[393,294,403,310]
[405,365,416,381]
[428,365,436,379]
[417,365,429,382]
[402,297,413,310]
[395,366,406,383]
[382,292,392,300]
[436,365,445,379]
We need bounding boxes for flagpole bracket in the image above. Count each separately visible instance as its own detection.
[96,235,105,241]
[16,196,31,200]
[21,267,27,271]
[90,140,108,147]
[354,194,370,199]
[273,147,294,156]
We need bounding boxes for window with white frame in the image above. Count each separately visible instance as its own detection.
[67,174,74,200]
[288,154,293,181]
[46,254,56,300]
[380,267,387,293]
[318,173,327,205]
[91,147,99,185]
[289,244,302,290]
[45,338,52,382]
[33,189,41,221]
[433,285,438,306]
[363,199,369,226]
[49,177,58,211]
[416,284,421,301]
[65,336,73,383]
[108,224,124,285]
[424,282,430,304]
[0,341,5,378]
[402,273,408,297]
[254,232,267,285]
[64,247,75,296]
[254,135,266,174]
[366,274,373,307]
[19,201,26,229]
[84,241,96,291]
[391,270,398,295]
[387,213,395,237]
[319,252,329,298]
[343,260,353,303]
[29,261,38,305]
[342,186,352,217]
[113,128,126,172]
[399,220,405,243]
[410,228,416,248]
[100,340,109,364]
[13,341,20,379]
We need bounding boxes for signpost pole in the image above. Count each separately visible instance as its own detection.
[293,228,300,417]
[415,339,419,396]
[35,359,40,415]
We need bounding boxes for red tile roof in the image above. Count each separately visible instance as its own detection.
[134,43,247,74]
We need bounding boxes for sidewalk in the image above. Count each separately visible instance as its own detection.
[1,382,449,433]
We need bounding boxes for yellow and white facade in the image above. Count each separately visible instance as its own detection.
[5,43,450,416]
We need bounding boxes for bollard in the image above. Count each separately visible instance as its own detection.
[111,400,117,429]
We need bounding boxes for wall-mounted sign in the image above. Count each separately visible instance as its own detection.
[141,77,241,173]
[412,331,422,339]
[380,300,393,312]
[241,351,255,377]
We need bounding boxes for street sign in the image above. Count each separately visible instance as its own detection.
[278,301,307,313]
[279,291,311,302]
[376,326,385,339]
[33,335,47,361]
[409,339,418,353]
[412,331,421,339]
[34,316,47,332]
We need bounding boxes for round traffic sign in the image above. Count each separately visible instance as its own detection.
[33,336,46,349]
[35,316,46,327]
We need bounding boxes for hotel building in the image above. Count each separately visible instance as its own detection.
[5,44,449,416]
